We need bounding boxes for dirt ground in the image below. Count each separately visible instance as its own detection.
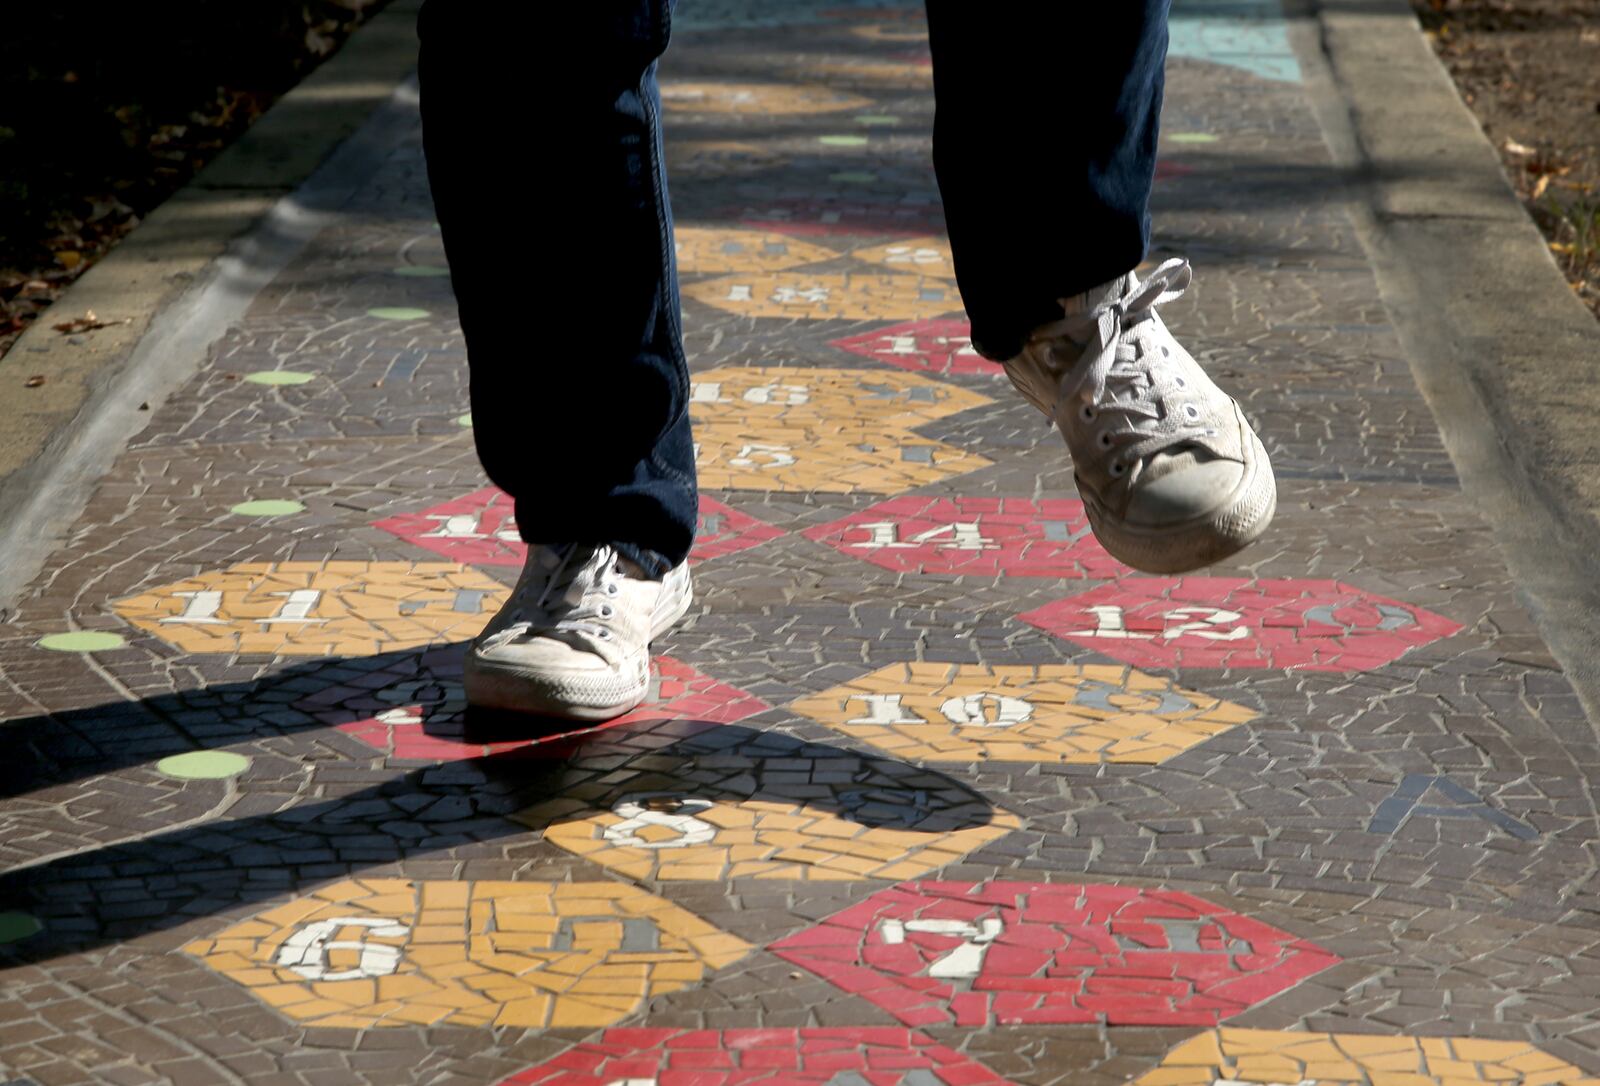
[1412,0,1600,318]
[0,0,389,363]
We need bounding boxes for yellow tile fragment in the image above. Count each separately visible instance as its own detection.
[789,663,1255,766]
[184,879,750,1028]
[1137,1031,1600,1086]
[113,561,508,656]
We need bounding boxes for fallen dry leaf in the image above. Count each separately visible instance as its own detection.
[1505,138,1536,156]
[52,310,130,334]
[24,375,45,388]
[1532,174,1551,199]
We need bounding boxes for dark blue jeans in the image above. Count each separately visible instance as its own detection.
[418,1,1169,574]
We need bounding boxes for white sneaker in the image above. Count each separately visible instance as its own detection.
[464,542,693,722]
[1003,258,1275,574]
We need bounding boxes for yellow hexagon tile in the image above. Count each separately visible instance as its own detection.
[688,367,992,493]
[682,271,960,322]
[660,81,873,115]
[693,420,989,493]
[113,561,506,656]
[675,227,838,276]
[690,366,991,426]
[1135,1029,1600,1086]
[805,58,933,89]
[850,236,956,279]
[517,781,1018,883]
[183,879,750,1029]
[789,662,1256,765]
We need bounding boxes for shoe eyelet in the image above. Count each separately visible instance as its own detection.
[600,604,614,618]
[605,582,620,596]
[1174,376,1186,388]
[1161,346,1170,357]
[1183,404,1201,420]
[1079,404,1095,422]
[1097,432,1113,449]
[1109,461,1126,477]
[596,628,612,640]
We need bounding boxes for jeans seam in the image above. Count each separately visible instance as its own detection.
[641,13,697,501]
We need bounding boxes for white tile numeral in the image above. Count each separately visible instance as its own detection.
[850,521,996,551]
[878,916,1005,978]
[1068,604,1247,641]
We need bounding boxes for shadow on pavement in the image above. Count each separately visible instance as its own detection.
[0,645,1003,968]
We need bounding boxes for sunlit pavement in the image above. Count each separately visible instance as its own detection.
[2,3,1599,1084]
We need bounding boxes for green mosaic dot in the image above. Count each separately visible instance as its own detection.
[38,631,126,653]
[830,171,879,183]
[855,114,900,126]
[230,499,305,517]
[0,912,42,943]
[818,135,869,147]
[244,370,315,386]
[393,265,451,277]
[1168,132,1219,143]
[368,307,432,321]
[157,751,251,781]
[455,413,474,428]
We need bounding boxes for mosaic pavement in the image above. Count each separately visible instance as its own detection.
[1,1,1598,1083]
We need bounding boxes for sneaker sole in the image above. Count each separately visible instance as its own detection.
[463,565,695,723]
[1081,427,1277,575]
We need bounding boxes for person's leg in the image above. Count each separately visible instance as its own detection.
[924,0,1169,363]
[418,3,697,722]
[418,2,696,577]
[925,3,1276,574]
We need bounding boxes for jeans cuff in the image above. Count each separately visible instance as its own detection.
[612,540,674,579]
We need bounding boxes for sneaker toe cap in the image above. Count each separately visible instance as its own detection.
[1122,455,1247,528]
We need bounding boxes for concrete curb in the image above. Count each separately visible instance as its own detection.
[1293,0,1600,726]
[0,0,423,616]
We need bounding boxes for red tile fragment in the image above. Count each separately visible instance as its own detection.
[770,881,1339,1027]
[806,496,1128,580]
[314,653,768,763]
[499,1029,1013,1085]
[1019,577,1462,672]
[829,318,999,377]
[375,487,781,568]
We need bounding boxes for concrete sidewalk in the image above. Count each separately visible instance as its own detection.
[2,1,1599,1083]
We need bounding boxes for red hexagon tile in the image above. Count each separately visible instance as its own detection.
[829,318,1000,377]
[691,496,786,562]
[1018,577,1463,671]
[805,497,1129,579]
[373,489,781,568]
[298,652,769,763]
[371,486,521,566]
[499,1028,1014,1086]
[770,881,1339,1028]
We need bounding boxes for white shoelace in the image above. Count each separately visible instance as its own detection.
[1034,258,1211,479]
[480,542,624,657]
